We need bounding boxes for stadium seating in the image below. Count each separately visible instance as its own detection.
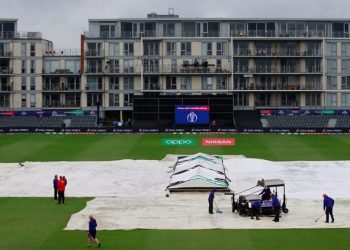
[0,116,97,128]
[261,115,350,128]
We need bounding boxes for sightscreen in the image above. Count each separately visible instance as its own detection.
[175,105,210,125]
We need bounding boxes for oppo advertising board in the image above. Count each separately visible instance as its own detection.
[175,105,210,125]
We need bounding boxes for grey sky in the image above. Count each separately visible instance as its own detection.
[0,0,349,48]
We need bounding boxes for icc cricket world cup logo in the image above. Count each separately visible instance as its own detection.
[187,112,198,123]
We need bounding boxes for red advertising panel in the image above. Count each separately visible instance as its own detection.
[202,138,235,146]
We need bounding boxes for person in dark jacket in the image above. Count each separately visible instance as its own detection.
[259,187,271,201]
[57,176,66,204]
[63,176,67,186]
[250,200,261,220]
[271,193,281,222]
[323,193,335,223]
[208,188,216,214]
[88,215,101,248]
[53,175,58,200]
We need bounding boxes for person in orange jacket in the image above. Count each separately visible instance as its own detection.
[57,176,66,204]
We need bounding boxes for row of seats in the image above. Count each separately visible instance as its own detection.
[261,115,350,128]
[0,116,97,128]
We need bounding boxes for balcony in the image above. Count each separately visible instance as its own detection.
[0,50,12,57]
[44,49,80,57]
[16,31,42,39]
[0,100,10,108]
[231,30,326,38]
[43,100,81,108]
[235,82,323,91]
[0,85,13,92]
[85,49,103,57]
[234,49,322,57]
[43,84,81,92]
[85,67,103,74]
[234,66,322,74]
[43,69,80,75]
[0,67,12,75]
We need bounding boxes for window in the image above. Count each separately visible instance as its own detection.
[166,42,176,56]
[30,43,35,56]
[87,93,102,107]
[86,59,102,73]
[144,76,160,90]
[216,42,227,56]
[341,59,350,73]
[100,24,115,38]
[305,76,321,90]
[21,94,26,107]
[255,93,271,106]
[124,93,134,106]
[123,59,134,73]
[109,93,119,107]
[327,59,337,74]
[108,42,119,57]
[342,42,350,56]
[87,43,102,56]
[87,77,103,91]
[180,76,191,90]
[305,93,321,106]
[180,42,191,56]
[326,93,337,107]
[21,43,26,56]
[21,60,26,73]
[166,76,177,90]
[30,60,35,73]
[233,93,248,106]
[234,41,249,55]
[230,22,245,36]
[327,43,337,56]
[163,23,175,37]
[21,77,26,90]
[124,42,134,56]
[341,76,350,89]
[109,59,119,73]
[217,76,228,90]
[109,77,119,90]
[327,76,337,90]
[65,60,80,74]
[144,41,159,56]
[201,42,212,56]
[123,76,134,90]
[202,76,213,90]
[30,94,36,108]
[44,60,59,74]
[341,93,350,106]
[67,76,80,90]
[30,77,35,90]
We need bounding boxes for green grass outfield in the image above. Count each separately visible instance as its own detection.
[1,134,350,249]
[1,134,350,162]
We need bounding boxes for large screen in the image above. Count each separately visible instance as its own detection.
[175,105,210,125]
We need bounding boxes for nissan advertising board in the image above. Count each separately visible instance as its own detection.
[175,105,209,125]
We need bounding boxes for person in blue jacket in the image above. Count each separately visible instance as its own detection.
[271,193,281,222]
[208,188,216,214]
[323,193,335,223]
[250,200,261,220]
[259,187,271,201]
[53,175,58,200]
[88,215,101,248]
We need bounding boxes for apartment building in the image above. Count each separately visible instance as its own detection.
[2,14,350,122]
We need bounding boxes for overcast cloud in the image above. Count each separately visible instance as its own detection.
[0,0,349,48]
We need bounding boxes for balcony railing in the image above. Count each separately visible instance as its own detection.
[44,49,80,56]
[43,100,81,108]
[234,66,322,74]
[234,49,322,57]
[16,31,42,39]
[0,50,12,57]
[43,84,81,92]
[0,85,13,92]
[85,49,103,57]
[231,30,327,38]
[234,82,322,91]
[0,101,10,108]
[42,69,80,75]
[0,67,12,74]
